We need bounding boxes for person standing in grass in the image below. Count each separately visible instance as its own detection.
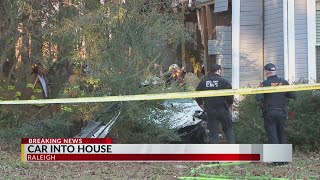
[255,63,296,144]
[195,64,235,144]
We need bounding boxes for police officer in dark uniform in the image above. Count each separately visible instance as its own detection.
[196,64,235,144]
[255,63,296,144]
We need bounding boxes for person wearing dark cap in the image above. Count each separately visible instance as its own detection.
[195,64,235,144]
[255,63,296,145]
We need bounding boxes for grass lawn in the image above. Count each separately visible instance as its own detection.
[180,152,320,179]
[1,149,319,179]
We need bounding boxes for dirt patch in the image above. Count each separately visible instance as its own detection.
[190,152,320,179]
[1,150,319,179]
[0,150,200,179]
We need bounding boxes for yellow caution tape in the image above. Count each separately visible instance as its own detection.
[21,144,25,162]
[0,83,319,105]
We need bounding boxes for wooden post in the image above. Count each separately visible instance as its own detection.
[201,7,209,73]
[205,5,214,69]
[205,5,213,40]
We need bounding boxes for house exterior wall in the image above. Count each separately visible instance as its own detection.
[232,0,319,86]
[214,0,229,12]
[317,47,320,82]
[294,0,308,82]
[317,2,320,44]
[263,0,285,79]
[317,4,320,82]
[216,26,232,82]
[239,0,264,87]
[208,26,232,82]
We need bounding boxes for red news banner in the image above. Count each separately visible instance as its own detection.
[21,138,292,162]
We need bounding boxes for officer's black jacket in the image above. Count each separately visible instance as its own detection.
[255,75,296,109]
[196,73,234,110]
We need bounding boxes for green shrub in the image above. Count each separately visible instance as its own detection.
[52,0,189,143]
[0,0,190,146]
[108,101,180,144]
[234,95,267,144]
[286,90,320,151]
[0,107,73,150]
[235,91,320,151]
[16,114,70,138]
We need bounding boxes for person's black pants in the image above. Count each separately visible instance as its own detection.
[263,109,287,144]
[206,108,235,144]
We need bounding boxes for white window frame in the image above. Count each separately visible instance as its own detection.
[308,0,317,82]
[284,0,296,82]
[232,0,240,89]
[288,0,296,82]
[316,1,320,47]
